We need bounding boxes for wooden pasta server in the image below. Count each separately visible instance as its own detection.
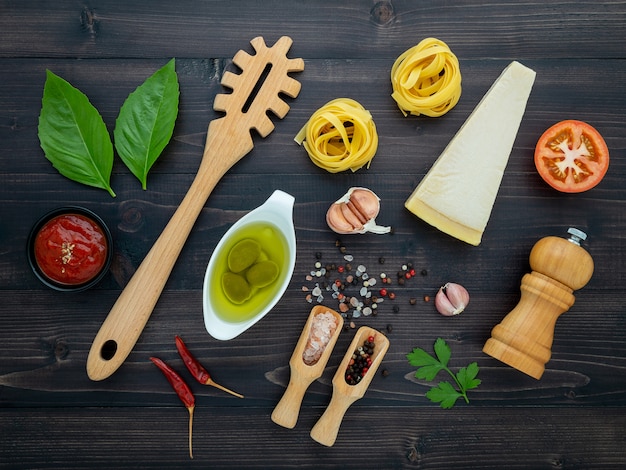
[87,36,304,381]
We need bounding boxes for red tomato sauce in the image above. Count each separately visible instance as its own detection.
[34,213,108,285]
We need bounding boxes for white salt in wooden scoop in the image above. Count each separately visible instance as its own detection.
[271,305,343,429]
[310,326,389,446]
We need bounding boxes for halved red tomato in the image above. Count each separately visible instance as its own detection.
[534,120,609,193]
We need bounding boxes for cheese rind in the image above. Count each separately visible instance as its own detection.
[405,61,536,245]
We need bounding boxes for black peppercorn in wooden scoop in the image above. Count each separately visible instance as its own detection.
[310,326,389,447]
[271,305,344,429]
[86,36,304,381]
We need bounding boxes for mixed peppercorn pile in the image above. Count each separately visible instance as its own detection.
[345,335,376,385]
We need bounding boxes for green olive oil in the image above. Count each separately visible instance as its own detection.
[208,222,288,323]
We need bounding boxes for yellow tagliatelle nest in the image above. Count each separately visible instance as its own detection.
[295,98,378,173]
[391,38,462,117]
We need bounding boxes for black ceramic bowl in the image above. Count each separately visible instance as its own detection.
[27,206,113,292]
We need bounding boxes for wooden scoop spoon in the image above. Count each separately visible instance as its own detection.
[271,305,344,429]
[86,36,304,381]
[310,326,389,447]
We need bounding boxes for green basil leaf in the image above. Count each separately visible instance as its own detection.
[38,70,115,196]
[114,59,179,189]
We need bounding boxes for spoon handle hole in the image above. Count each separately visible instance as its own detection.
[100,340,118,361]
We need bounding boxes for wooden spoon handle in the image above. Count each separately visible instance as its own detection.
[310,392,357,447]
[86,157,225,381]
[271,369,315,429]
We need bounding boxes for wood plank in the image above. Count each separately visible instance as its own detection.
[1,1,625,59]
[1,407,624,468]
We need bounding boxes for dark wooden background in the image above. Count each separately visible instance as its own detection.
[1,1,625,468]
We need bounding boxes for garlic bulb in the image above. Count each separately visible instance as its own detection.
[326,187,391,235]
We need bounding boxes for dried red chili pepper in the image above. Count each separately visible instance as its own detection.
[175,335,244,398]
[150,356,195,459]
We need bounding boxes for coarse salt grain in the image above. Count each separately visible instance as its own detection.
[302,311,338,365]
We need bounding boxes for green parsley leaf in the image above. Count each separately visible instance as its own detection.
[407,347,444,381]
[114,59,179,189]
[456,362,482,391]
[407,347,440,367]
[433,337,451,366]
[414,363,445,382]
[38,70,115,196]
[425,381,462,409]
[406,338,481,409]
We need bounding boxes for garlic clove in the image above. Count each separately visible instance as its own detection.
[340,201,366,228]
[325,187,391,235]
[435,282,469,316]
[349,188,380,220]
[326,204,357,234]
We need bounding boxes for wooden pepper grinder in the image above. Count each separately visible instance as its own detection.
[483,228,594,379]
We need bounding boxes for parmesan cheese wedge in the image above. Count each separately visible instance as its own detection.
[404,61,536,245]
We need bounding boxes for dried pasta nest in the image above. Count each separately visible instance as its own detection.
[295,98,378,173]
[391,37,462,117]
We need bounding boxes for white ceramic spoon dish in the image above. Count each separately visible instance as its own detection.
[203,190,296,340]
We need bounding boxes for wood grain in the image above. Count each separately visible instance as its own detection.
[1,0,625,467]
